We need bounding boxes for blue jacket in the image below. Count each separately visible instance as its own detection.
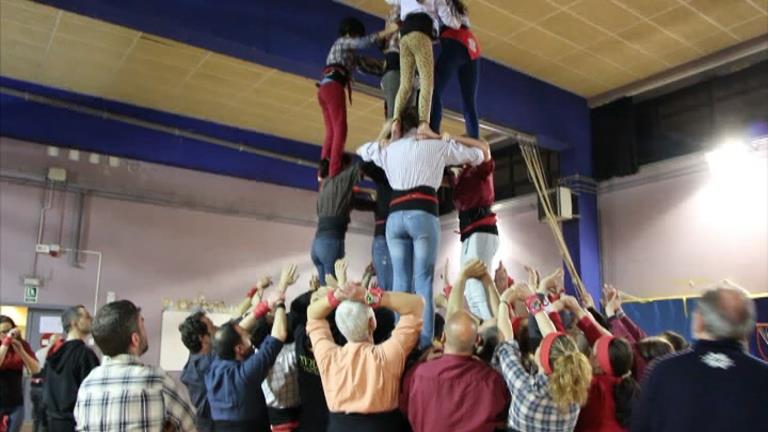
[631,339,768,432]
[180,352,214,431]
[205,336,283,426]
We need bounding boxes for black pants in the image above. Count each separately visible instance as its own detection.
[213,419,269,432]
[46,418,76,432]
[327,410,406,432]
[30,386,47,432]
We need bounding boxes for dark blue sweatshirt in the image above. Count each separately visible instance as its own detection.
[631,339,768,432]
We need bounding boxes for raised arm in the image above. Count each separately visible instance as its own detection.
[12,337,40,374]
[448,259,486,317]
[446,134,490,162]
[240,264,298,331]
[234,276,272,318]
[381,291,424,318]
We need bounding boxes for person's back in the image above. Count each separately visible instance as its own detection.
[401,354,508,432]
[43,339,99,429]
[74,300,196,432]
[631,339,768,432]
[77,355,194,431]
[631,281,768,432]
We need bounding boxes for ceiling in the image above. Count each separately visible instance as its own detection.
[0,0,468,151]
[341,0,768,97]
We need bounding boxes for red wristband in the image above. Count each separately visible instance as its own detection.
[246,287,259,298]
[525,294,544,315]
[252,301,270,318]
[327,290,342,308]
[365,286,384,308]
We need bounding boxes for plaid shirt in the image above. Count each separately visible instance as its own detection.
[324,33,383,78]
[261,342,300,409]
[493,341,580,432]
[74,354,196,432]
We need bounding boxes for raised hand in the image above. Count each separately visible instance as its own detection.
[494,262,510,292]
[309,274,320,292]
[335,259,348,287]
[524,265,540,291]
[461,259,487,280]
[538,268,564,296]
[277,264,299,299]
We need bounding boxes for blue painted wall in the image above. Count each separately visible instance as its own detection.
[0,77,319,190]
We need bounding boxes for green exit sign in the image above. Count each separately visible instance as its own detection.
[24,286,39,303]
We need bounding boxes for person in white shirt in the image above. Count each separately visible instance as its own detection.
[358,105,489,348]
[386,0,461,140]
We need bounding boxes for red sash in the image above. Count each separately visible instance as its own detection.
[441,27,481,60]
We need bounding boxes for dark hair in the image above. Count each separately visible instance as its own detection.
[249,317,271,349]
[433,313,445,341]
[92,300,141,356]
[61,305,85,334]
[398,105,420,133]
[213,321,242,361]
[636,337,674,362]
[659,330,689,352]
[179,311,209,354]
[608,338,639,427]
[0,315,16,328]
[448,0,467,16]
[476,326,500,364]
[338,17,365,37]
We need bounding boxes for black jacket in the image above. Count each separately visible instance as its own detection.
[42,339,100,421]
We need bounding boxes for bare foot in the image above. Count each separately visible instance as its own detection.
[416,122,439,139]
[390,118,401,140]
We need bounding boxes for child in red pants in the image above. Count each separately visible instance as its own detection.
[317,18,396,180]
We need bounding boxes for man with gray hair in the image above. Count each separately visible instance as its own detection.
[306,279,423,431]
[631,280,768,432]
[42,305,100,432]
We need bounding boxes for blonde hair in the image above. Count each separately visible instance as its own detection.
[547,335,592,411]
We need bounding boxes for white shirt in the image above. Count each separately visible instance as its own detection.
[392,0,462,33]
[357,131,484,191]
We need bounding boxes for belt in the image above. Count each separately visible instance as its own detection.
[459,214,497,235]
[390,192,439,207]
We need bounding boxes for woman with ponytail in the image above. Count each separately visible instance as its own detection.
[554,293,640,432]
[494,283,592,431]
[575,336,640,432]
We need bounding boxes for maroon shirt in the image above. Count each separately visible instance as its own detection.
[451,160,495,212]
[400,354,509,432]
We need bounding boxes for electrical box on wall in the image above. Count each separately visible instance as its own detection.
[538,187,578,222]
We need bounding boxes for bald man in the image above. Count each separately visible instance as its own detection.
[400,263,509,432]
[632,280,768,432]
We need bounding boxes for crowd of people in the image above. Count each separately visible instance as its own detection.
[2,264,765,432]
[1,1,767,432]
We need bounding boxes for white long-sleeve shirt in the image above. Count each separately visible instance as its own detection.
[391,0,462,33]
[357,131,484,191]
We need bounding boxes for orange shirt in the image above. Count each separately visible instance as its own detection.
[306,314,422,414]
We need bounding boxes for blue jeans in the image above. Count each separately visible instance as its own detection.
[386,210,439,348]
[1,404,24,432]
[311,233,345,286]
[430,38,480,138]
[372,235,393,291]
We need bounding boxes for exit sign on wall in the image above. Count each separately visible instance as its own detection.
[24,286,39,303]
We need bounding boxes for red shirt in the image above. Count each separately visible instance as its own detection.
[451,160,495,212]
[0,339,35,370]
[400,354,509,432]
[575,374,627,432]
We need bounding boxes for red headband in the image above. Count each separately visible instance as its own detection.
[595,335,615,376]
[539,332,566,375]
